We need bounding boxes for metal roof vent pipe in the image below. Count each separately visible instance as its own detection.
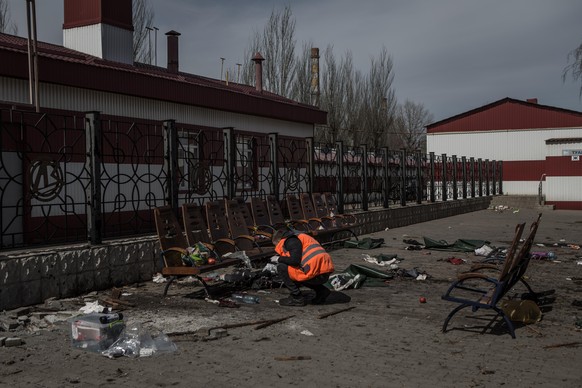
[166,30,180,73]
[252,52,264,92]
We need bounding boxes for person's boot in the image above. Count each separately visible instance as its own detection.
[311,287,331,305]
[279,293,306,306]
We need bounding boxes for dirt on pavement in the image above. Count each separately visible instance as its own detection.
[1,208,582,388]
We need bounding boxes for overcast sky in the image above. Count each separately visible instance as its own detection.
[8,0,582,122]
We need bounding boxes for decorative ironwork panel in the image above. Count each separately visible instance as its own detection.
[313,143,339,194]
[1,108,88,248]
[176,126,227,205]
[385,150,402,205]
[419,153,430,202]
[233,132,272,201]
[433,154,444,201]
[276,136,309,198]
[343,145,364,211]
[404,152,419,204]
[99,118,165,239]
[366,148,385,209]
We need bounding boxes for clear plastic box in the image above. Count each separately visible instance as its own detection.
[70,313,125,352]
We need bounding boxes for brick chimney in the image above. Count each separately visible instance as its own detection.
[63,0,134,64]
[252,52,265,92]
[526,98,538,104]
[166,30,180,74]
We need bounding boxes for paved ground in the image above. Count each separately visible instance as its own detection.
[1,207,582,387]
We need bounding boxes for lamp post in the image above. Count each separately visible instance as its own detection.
[146,26,153,64]
[25,0,39,112]
[153,27,159,66]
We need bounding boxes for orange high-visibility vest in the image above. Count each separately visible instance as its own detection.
[275,233,334,282]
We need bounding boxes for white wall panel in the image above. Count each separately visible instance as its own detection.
[501,181,540,195]
[63,25,103,58]
[545,176,582,201]
[427,128,582,161]
[63,24,133,64]
[0,78,313,137]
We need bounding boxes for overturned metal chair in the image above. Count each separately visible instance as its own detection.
[441,214,543,338]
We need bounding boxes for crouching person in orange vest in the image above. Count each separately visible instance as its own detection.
[270,229,334,306]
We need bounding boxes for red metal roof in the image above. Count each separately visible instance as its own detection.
[427,97,582,133]
[0,33,327,125]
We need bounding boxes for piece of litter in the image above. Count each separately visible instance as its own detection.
[152,273,166,283]
[79,301,105,314]
[300,330,314,336]
[577,261,582,265]
[416,274,427,281]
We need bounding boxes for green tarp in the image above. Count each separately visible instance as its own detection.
[343,237,385,249]
[423,237,489,252]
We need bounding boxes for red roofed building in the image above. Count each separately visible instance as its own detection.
[0,0,327,248]
[427,97,582,210]
[0,0,326,132]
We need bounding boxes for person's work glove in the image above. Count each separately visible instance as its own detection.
[270,255,280,263]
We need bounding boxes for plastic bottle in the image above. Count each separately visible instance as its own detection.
[230,293,259,304]
[547,251,557,260]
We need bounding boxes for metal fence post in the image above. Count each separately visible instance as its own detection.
[415,150,422,204]
[269,132,279,200]
[491,160,497,195]
[336,140,345,214]
[382,147,390,208]
[477,158,483,197]
[429,152,435,203]
[485,159,490,196]
[441,153,447,202]
[498,161,503,195]
[400,148,407,206]
[452,155,458,200]
[306,137,315,195]
[362,144,369,211]
[470,157,476,198]
[461,156,467,199]
[86,111,102,245]
[222,127,236,200]
[163,120,179,212]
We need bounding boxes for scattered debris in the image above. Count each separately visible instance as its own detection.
[300,330,314,336]
[274,355,312,361]
[543,342,582,349]
[317,306,356,319]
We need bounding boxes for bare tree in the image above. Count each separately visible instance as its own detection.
[393,100,433,152]
[240,5,399,149]
[242,5,297,98]
[0,0,18,35]
[360,47,396,148]
[290,41,314,104]
[563,42,582,98]
[133,0,154,63]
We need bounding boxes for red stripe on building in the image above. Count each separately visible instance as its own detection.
[545,156,582,176]
[546,201,582,210]
[502,160,546,181]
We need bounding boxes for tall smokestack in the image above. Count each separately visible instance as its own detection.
[166,30,180,74]
[252,52,264,93]
[310,47,320,107]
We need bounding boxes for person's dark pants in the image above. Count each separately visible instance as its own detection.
[276,263,330,298]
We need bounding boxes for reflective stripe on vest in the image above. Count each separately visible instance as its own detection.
[301,243,327,267]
